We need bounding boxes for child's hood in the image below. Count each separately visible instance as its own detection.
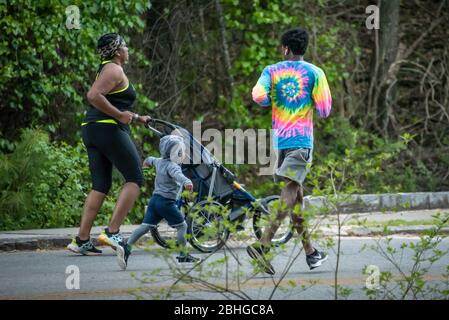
[159,134,185,160]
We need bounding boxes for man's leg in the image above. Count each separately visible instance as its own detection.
[289,185,314,255]
[247,179,298,275]
[260,180,297,247]
[291,185,329,269]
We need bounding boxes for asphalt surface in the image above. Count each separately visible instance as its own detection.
[2,209,448,252]
[0,236,448,300]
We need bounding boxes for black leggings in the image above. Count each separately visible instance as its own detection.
[82,123,143,194]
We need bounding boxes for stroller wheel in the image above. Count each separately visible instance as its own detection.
[187,200,230,253]
[150,221,180,249]
[149,205,189,249]
[253,195,294,246]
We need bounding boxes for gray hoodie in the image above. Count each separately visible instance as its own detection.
[144,135,192,200]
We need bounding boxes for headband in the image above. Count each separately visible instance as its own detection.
[97,34,124,59]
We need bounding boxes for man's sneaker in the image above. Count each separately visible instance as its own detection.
[97,228,123,250]
[246,243,275,275]
[67,237,102,256]
[236,224,245,231]
[116,242,131,271]
[176,254,202,264]
[306,249,328,270]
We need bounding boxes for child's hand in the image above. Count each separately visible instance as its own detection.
[143,160,149,168]
[184,183,193,192]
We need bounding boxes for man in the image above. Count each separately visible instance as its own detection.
[248,28,332,275]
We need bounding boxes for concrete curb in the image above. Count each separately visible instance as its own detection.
[303,192,449,213]
[1,192,448,252]
[2,225,448,252]
[344,226,449,237]
[0,231,152,252]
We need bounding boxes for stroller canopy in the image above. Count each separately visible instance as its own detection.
[148,119,216,165]
[172,126,216,165]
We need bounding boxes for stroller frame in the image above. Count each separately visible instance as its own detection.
[144,119,293,253]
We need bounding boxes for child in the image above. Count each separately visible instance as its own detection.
[116,134,201,270]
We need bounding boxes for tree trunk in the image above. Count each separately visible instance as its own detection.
[215,0,234,97]
[369,0,400,137]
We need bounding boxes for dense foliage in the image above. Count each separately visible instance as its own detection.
[0,0,153,146]
[0,129,152,230]
[1,0,447,230]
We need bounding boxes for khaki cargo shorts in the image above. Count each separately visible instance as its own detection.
[273,148,312,186]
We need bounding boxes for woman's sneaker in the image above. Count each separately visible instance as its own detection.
[97,228,123,250]
[67,237,102,256]
[306,249,328,270]
[116,242,132,271]
[176,254,202,264]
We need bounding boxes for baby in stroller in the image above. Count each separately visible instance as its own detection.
[116,134,202,270]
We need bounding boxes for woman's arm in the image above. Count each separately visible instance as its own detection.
[86,64,134,125]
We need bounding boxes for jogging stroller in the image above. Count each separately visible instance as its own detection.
[145,119,294,253]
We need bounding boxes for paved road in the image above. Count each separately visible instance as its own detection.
[0,236,448,300]
[2,209,448,252]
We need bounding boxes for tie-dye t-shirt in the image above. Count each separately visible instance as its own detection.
[252,60,332,150]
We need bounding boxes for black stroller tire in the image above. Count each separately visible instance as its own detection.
[149,225,171,249]
[149,207,189,249]
[253,195,294,246]
[187,200,230,253]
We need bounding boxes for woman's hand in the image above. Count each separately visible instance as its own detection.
[137,115,152,125]
[117,112,151,125]
[118,111,134,125]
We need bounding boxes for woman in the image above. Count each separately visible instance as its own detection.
[67,33,151,255]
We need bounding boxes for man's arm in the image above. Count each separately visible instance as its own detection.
[312,67,332,118]
[252,67,272,107]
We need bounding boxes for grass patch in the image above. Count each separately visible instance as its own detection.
[348,219,449,228]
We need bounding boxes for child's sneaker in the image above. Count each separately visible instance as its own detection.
[176,254,202,264]
[97,228,123,250]
[67,237,102,256]
[116,242,132,270]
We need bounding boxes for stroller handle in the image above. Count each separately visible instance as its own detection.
[144,118,178,137]
[144,118,237,180]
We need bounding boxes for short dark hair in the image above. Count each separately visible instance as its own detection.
[281,28,309,56]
